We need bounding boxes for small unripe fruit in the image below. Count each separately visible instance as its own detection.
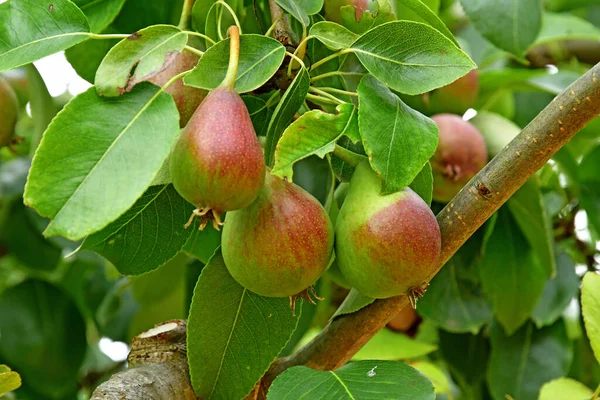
[430,114,487,203]
[335,162,441,299]
[0,77,19,148]
[387,306,419,332]
[1,68,28,107]
[427,70,478,116]
[222,172,334,298]
[470,111,520,158]
[170,27,265,229]
[148,51,206,127]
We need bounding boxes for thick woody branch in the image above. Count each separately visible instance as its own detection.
[91,320,195,400]
[265,62,600,376]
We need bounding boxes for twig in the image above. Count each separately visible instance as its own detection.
[268,0,297,46]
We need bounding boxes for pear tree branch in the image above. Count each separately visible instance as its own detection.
[264,62,600,378]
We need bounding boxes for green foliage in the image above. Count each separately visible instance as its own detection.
[1,0,599,397]
[268,360,435,399]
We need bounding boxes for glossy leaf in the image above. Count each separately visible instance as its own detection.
[66,34,119,83]
[459,0,542,57]
[95,25,188,97]
[357,74,438,195]
[243,93,279,137]
[409,162,433,206]
[24,84,179,241]
[264,67,311,167]
[73,0,126,33]
[479,208,547,335]
[535,12,600,46]
[0,0,90,72]
[309,22,358,50]
[183,225,222,264]
[187,250,298,400]
[393,0,457,44]
[272,104,358,179]
[341,0,396,35]
[184,35,285,93]
[579,146,600,235]
[351,21,476,95]
[582,272,600,364]
[418,251,492,334]
[268,360,435,400]
[274,0,323,26]
[411,362,452,396]
[0,365,21,395]
[538,378,593,400]
[112,0,182,32]
[82,184,194,275]
[507,176,555,277]
[332,288,376,319]
[439,330,489,386]
[353,329,437,360]
[487,320,573,400]
[532,252,579,328]
[0,280,86,399]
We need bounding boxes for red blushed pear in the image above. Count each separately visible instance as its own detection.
[148,50,206,127]
[335,162,441,304]
[221,172,334,308]
[324,0,376,23]
[170,26,265,230]
[430,114,488,203]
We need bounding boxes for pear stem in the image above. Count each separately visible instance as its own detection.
[332,145,367,168]
[220,26,240,91]
[177,0,195,30]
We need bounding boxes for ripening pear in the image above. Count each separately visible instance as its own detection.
[148,50,206,127]
[222,171,334,298]
[170,27,265,230]
[430,114,488,203]
[335,161,441,299]
[0,77,19,148]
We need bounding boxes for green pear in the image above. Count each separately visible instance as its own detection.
[335,161,441,299]
[470,111,521,158]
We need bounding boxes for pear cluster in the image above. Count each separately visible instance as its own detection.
[170,26,443,305]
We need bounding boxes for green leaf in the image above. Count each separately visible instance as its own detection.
[184,35,286,93]
[532,252,579,328]
[582,272,600,365]
[72,0,126,33]
[459,0,542,57]
[187,250,299,400]
[418,250,492,334]
[183,225,222,264]
[479,208,547,335]
[353,329,437,360]
[264,67,311,167]
[439,330,489,386]
[392,0,457,45]
[272,104,358,179]
[350,21,476,95]
[274,0,324,26]
[411,361,452,396]
[534,12,600,46]
[357,74,438,195]
[243,93,279,136]
[487,320,573,400]
[409,162,433,206]
[112,0,182,33]
[507,176,555,278]
[0,280,86,399]
[539,378,593,400]
[341,0,396,35]
[66,32,119,83]
[332,288,376,319]
[82,184,194,275]
[579,146,600,235]
[0,0,90,72]
[309,21,359,50]
[0,366,21,396]
[95,25,188,97]
[268,360,435,399]
[24,83,179,241]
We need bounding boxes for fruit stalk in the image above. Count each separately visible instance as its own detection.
[221,26,240,90]
[264,61,600,380]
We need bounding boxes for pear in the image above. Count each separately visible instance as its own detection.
[430,114,488,203]
[170,27,265,230]
[147,50,206,127]
[335,161,441,300]
[0,77,19,148]
[222,172,334,299]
